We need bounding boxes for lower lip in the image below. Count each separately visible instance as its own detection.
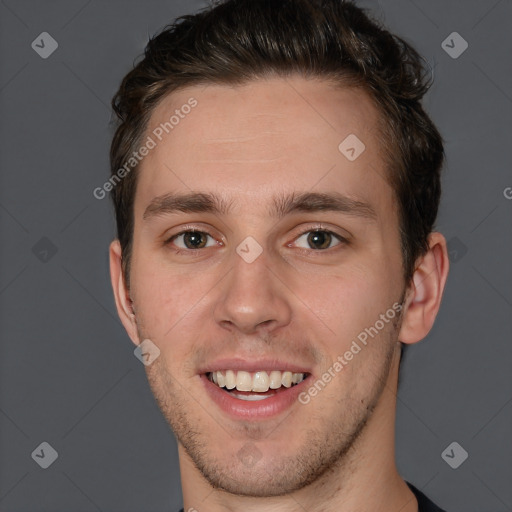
[200,374,310,420]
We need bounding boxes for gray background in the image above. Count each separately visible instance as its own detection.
[0,0,511,511]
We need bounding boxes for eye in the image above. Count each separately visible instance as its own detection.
[293,229,344,250]
[167,230,218,251]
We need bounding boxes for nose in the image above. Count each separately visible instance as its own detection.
[212,246,293,336]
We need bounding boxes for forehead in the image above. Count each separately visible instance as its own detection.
[134,76,392,220]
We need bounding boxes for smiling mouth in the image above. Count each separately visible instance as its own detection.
[206,370,308,401]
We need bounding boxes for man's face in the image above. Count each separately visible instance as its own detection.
[125,77,408,496]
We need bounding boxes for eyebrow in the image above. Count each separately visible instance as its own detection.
[142,191,377,222]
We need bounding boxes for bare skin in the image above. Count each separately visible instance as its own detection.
[110,76,449,512]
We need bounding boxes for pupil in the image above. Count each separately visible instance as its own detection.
[184,231,206,249]
[308,231,331,250]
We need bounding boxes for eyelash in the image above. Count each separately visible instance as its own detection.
[164,225,348,255]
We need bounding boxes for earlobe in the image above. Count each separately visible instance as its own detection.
[109,239,140,346]
[398,232,450,345]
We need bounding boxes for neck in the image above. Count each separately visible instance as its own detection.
[180,353,417,512]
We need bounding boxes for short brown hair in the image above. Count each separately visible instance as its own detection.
[110,0,444,289]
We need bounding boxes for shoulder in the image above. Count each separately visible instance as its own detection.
[407,481,448,512]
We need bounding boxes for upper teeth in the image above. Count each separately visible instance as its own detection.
[209,370,305,392]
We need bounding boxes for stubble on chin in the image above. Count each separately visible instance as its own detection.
[138,315,400,498]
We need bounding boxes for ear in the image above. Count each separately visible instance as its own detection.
[398,232,450,345]
[109,239,140,347]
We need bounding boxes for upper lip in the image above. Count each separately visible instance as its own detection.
[198,358,312,374]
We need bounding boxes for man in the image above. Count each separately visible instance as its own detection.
[108,0,450,510]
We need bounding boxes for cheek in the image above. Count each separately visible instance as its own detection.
[305,273,399,400]
[132,272,208,378]
[294,266,400,396]
[296,266,392,337]
[129,255,214,347]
